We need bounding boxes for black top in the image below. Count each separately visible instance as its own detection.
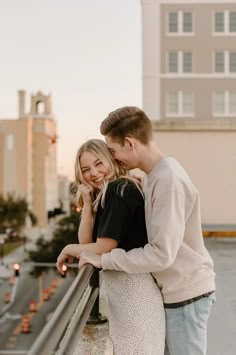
[92,179,148,251]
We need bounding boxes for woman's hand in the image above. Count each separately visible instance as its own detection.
[78,184,93,205]
[56,247,74,275]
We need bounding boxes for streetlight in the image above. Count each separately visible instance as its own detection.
[61,264,68,278]
[13,263,20,277]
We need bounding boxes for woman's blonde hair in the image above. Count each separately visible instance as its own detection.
[74,139,129,211]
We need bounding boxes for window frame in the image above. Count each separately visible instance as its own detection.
[213,10,236,36]
[183,52,192,73]
[166,91,194,117]
[167,51,193,74]
[168,51,178,73]
[213,91,236,116]
[167,11,194,36]
[213,51,236,74]
[214,51,225,73]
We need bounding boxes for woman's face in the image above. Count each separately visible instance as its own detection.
[80,151,109,190]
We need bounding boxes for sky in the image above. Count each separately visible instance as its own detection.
[0,0,142,180]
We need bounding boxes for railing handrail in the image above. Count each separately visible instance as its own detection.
[27,264,96,355]
[56,286,99,354]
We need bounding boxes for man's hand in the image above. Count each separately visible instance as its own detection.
[78,251,102,269]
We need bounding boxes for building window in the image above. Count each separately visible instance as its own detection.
[168,52,178,72]
[183,52,192,73]
[229,12,236,32]
[167,11,193,35]
[215,12,224,32]
[168,52,192,73]
[167,92,178,114]
[214,51,236,73]
[214,11,236,34]
[6,134,14,151]
[215,52,224,72]
[169,12,178,33]
[182,93,193,114]
[213,92,225,114]
[229,52,236,72]
[229,93,236,113]
[213,91,236,116]
[183,12,192,33]
[167,92,193,117]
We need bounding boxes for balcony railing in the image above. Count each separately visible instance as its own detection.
[27,264,102,355]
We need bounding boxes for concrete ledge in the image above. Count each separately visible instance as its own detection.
[73,323,113,355]
[152,118,236,131]
[203,230,236,237]
[73,284,113,355]
[202,225,236,237]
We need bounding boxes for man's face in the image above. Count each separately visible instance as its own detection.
[105,135,137,170]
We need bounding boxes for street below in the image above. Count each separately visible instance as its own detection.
[0,264,75,352]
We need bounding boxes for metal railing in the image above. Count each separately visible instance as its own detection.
[27,264,105,355]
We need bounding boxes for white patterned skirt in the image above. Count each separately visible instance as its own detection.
[102,271,165,355]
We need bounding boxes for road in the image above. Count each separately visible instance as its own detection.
[0,263,75,352]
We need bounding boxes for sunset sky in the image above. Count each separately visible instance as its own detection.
[0,0,142,180]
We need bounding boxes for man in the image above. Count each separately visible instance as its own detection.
[79,106,216,355]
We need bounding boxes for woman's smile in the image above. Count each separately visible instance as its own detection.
[80,151,109,189]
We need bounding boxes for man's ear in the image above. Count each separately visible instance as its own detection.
[124,136,135,150]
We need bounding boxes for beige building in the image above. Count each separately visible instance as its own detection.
[142,0,236,225]
[0,90,59,226]
[58,174,71,215]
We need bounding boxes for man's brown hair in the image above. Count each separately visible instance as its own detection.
[100,106,153,144]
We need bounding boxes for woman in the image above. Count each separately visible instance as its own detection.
[57,139,165,355]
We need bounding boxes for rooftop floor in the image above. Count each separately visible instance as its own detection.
[76,237,236,355]
[0,236,235,354]
[205,238,236,355]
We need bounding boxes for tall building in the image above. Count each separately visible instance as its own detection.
[141,0,236,225]
[0,90,59,226]
[58,174,71,215]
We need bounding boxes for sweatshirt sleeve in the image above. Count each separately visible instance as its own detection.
[101,188,188,273]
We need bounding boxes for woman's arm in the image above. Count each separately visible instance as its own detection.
[57,237,118,274]
[77,184,94,244]
[78,204,93,244]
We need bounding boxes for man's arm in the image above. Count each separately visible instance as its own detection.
[79,251,102,269]
[100,188,188,273]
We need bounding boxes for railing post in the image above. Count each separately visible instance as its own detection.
[87,269,107,324]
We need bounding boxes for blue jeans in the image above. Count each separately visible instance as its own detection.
[164,293,215,355]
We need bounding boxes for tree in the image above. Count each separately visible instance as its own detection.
[28,210,38,226]
[0,193,29,232]
[28,210,81,277]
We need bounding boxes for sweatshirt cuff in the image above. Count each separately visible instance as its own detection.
[101,253,112,270]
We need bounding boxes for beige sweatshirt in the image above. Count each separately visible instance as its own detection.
[101,157,215,303]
